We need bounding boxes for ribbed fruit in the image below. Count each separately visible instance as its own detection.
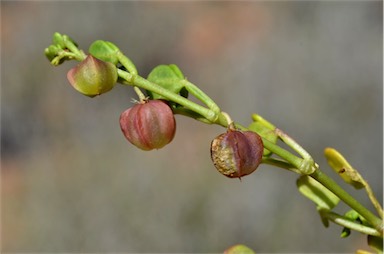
[119,100,176,151]
[210,130,263,178]
[67,55,117,97]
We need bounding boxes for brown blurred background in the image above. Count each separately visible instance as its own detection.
[1,1,382,253]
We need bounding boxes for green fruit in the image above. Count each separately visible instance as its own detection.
[67,55,117,97]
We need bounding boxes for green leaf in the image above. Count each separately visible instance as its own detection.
[324,148,366,189]
[89,40,120,65]
[248,114,277,156]
[297,175,340,210]
[146,64,187,100]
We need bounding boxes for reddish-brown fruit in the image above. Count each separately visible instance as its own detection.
[119,100,176,151]
[210,130,263,178]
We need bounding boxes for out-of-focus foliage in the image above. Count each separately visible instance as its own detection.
[1,1,382,252]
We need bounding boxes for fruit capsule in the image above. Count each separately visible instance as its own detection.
[119,100,176,151]
[67,55,117,97]
[210,129,263,178]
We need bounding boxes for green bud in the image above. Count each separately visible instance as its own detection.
[324,147,366,189]
[67,55,117,97]
[52,32,66,49]
[44,45,61,62]
[52,32,78,49]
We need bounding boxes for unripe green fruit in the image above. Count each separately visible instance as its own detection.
[67,55,117,97]
[119,100,176,151]
[210,130,263,178]
[224,244,255,254]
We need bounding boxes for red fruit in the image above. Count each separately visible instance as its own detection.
[210,129,263,178]
[120,100,176,151]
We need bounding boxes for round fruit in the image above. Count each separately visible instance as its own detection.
[120,100,176,151]
[210,130,263,178]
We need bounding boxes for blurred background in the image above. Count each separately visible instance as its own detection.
[1,1,382,253]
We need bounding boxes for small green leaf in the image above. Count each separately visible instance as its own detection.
[89,40,120,65]
[147,64,187,100]
[248,114,277,156]
[224,244,255,254]
[324,148,366,189]
[297,175,340,210]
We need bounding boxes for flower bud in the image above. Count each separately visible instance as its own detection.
[210,130,263,178]
[67,55,117,97]
[119,100,176,151]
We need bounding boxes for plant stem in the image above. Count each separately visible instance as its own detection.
[117,70,218,122]
[181,79,221,114]
[133,86,147,101]
[275,128,312,161]
[364,183,384,219]
[117,51,138,75]
[311,169,383,234]
[319,210,382,237]
[117,67,306,172]
[117,61,382,235]
[261,157,301,174]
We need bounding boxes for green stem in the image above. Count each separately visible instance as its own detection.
[181,79,221,115]
[133,86,147,101]
[275,128,312,160]
[275,128,317,175]
[116,55,383,235]
[172,107,212,124]
[364,183,384,219]
[319,210,382,237]
[63,35,85,59]
[261,157,301,174]
[117,70,218,122]
[251,114,276,130]
[117,51,138,75]
[311,169,383,234]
